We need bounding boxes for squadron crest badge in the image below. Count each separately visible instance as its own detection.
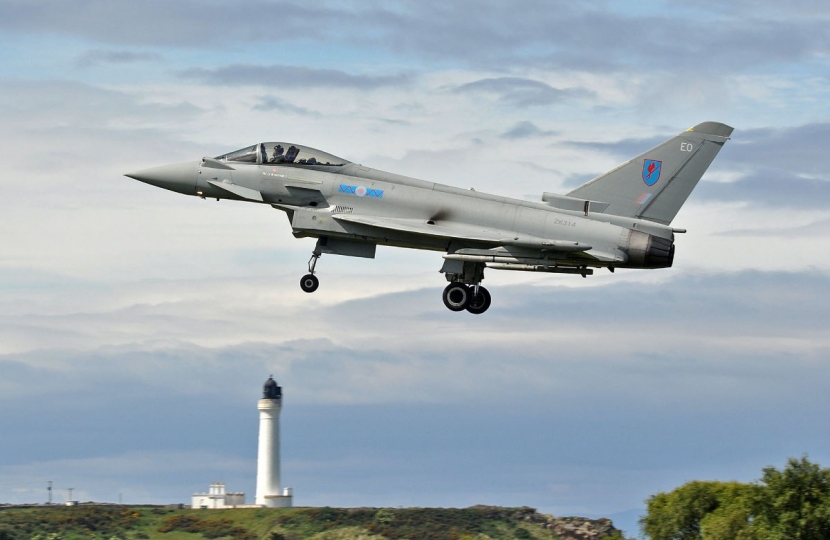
[642,159,662,186]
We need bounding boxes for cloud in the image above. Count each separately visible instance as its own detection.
[666,0,830,18]
[3,270,829,405]
[569,123,830,178]
[4,1,828,73]
[454,77,591,107]
[178,64,411,89]
[564,135,668,160]
[75,49,164,68]
[718,216,830,238]
[0,0,355,48]
[252,95,319,116]
[2,271,830,514]
[0,80,203,135]
[695,172,830,209]
[723,123,830,176]
[708,123,830,209]
[500,121,558,139]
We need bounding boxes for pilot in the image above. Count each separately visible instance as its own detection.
[270,144,285,163]
[284,145,299,163]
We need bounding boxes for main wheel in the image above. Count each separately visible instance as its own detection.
[466,286,491,314]
[442,282,471,311]
[300,274,319,293]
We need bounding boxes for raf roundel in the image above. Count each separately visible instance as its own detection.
[355,186,368,197]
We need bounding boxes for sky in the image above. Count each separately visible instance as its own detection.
[1,0,829,536]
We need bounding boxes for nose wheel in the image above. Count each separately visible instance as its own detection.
[300,249,321,293]
[300,274,319,293]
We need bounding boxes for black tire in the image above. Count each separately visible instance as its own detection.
[300,274,319,293]
[466,286,492,314]
[442,282,471,311]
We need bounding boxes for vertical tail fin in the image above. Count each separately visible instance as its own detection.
[567,122,733,225]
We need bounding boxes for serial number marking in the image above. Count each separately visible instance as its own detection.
[553,219,577,227]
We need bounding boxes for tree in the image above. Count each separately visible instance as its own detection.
[750,456,830,540]
[640,481,756,540]
[699,498,761,540]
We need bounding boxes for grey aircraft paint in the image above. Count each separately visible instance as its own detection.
[125,122,733,314]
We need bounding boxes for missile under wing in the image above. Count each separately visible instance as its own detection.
[125,122,733,314]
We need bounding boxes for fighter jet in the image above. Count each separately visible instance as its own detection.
[125,122,732,314]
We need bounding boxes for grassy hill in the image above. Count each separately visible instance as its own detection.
[0,505,625,540]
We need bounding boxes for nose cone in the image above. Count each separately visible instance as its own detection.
[125,161,200,195]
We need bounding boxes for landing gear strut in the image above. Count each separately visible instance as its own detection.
[300,249,321,293]
[466,285,491,315]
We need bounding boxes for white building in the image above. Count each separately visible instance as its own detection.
[256,376,293,507]
[191,482,245,509]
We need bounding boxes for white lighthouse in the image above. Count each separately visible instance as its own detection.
[255,376,293,507]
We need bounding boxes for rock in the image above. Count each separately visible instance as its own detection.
[548,516,620,540]
[465,506,622,539]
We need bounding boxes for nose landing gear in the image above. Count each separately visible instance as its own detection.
[300,250,321,293]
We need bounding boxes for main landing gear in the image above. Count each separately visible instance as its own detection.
[440,259,492,314]
[300,249,321,293]
[442,283,491,314]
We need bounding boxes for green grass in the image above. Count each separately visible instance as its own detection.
[0,505,578,540]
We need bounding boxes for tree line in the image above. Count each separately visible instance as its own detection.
[640,456,830,540]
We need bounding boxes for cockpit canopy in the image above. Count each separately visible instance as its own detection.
[215,142,350,167]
